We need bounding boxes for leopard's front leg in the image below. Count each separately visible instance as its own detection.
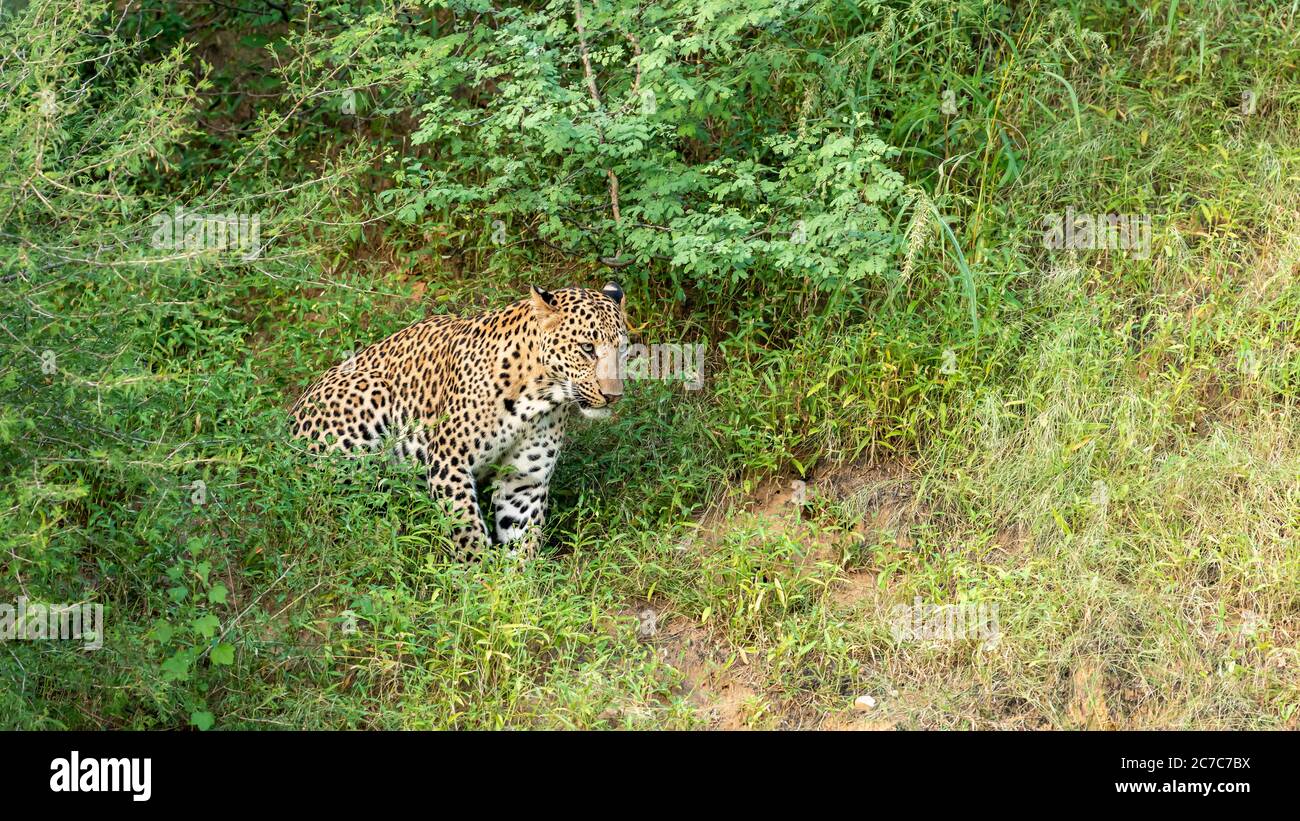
[492,412,566,556]
[423,442,490,560]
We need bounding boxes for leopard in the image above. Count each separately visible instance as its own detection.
[289,281,628,558]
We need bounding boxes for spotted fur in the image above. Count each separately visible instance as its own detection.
[290,282,628,557]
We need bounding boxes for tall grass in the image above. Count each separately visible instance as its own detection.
[1,0,1296,728]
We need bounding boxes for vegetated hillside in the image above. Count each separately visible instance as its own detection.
[1,0,1296,729]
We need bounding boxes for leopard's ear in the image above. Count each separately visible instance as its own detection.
[601,281,625,308]
[530,285,559,313]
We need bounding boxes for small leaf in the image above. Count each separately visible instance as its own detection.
[192,614,220,639]
[210,643,235,666]
[161,650,192,682]
[150,619,174,644]
[190,710,214,731]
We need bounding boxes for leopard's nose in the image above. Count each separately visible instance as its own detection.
[598,374,623,404]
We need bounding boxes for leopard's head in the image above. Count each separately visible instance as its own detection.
[530,282,628,419]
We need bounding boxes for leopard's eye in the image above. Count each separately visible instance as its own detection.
[581,343,596,356]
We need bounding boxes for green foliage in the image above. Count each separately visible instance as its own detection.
[2,0,1297,728]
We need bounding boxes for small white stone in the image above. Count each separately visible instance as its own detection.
[853,695,877,711]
